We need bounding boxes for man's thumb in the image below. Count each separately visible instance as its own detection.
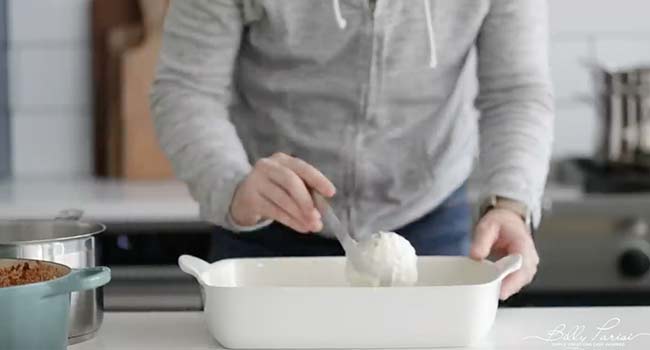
[470,220,499,260]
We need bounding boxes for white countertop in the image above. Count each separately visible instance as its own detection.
[0,178,199,222]
[2,177,649,223]
[0,178,588,223]
[69,307,650,350]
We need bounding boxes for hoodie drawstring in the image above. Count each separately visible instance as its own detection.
[331,0,436,68]
[423,0,438,68]
[332,0,347,29]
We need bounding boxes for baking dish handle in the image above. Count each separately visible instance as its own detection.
[179,254,210,283]
[494,254,523,281]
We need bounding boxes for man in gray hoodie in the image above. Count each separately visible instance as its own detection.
[151,0,553,300]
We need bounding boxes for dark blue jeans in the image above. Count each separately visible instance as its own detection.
[209,185,471,261]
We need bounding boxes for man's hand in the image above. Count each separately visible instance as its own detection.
[470,209,539,300]
[230,152,336,233]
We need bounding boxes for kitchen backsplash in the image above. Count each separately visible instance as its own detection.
[549,0,650,160]
[6,0,650,177]
[8,0,92,178]
[0,0,8,178]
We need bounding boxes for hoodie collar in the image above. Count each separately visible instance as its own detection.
[330,0,438,68]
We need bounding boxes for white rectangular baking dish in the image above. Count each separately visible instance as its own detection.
[179,254,521,349]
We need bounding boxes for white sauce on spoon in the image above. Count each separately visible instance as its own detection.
[345,231,418,287]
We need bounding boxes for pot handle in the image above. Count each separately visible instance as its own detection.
[44,267,111,297]
[55,208,84,221]
[494,254,523,281]
[178,255,210,283]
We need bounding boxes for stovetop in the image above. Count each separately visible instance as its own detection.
[558,158,650,193]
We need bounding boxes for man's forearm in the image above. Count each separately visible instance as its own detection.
[150,0,251,229]
[476,0,555,228]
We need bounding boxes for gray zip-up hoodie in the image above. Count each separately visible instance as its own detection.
[151,0,554,237]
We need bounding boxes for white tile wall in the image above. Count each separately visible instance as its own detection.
[11,113,92,177]
[8,0,92,178]
[9,47,91,110]
[548,39,600,159]
[8,0,90,44]
[549,0,650,35]
[549,40,594,102]
[547,0,650,159]
[594,38,650,71]
[553,105,601,159]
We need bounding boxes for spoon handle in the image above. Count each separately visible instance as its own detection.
[311,191,357,252]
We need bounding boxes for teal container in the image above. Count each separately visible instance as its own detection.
[0,258,111,350]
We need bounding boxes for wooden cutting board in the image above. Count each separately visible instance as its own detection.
[93,0,173,179]
[92,0,140,177]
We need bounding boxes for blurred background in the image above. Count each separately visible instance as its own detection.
[1,0,650,310]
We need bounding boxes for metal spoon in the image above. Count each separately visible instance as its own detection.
[311,192,395,286]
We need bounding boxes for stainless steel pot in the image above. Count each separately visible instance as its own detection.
[0,209,106,345]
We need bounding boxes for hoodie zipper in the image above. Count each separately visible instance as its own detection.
[347,0,381,238]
